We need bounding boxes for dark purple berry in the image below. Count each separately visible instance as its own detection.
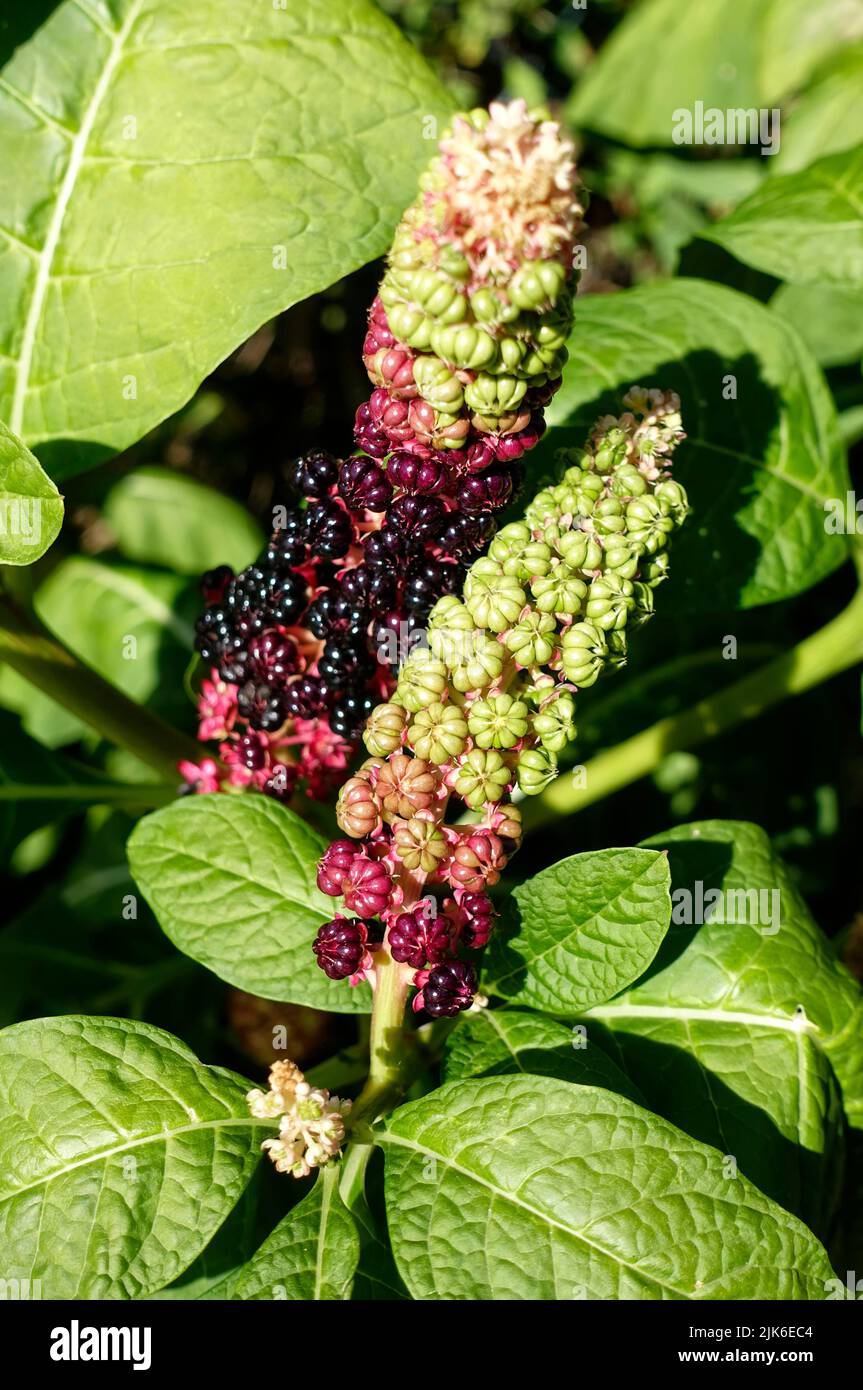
[201,565,234,605]
[437,511,496,558]
[387,495,444,543]
[318,639,374,690]
[457,467,514,514]
[313,917,368,980]
[237,731,269,772]
[304,498,354,560]
[317,839,362,897]
[388,907,452,968]
[306,591,368,641]
[404,558,460,614]
[285,675,330,719]
[246,629,299,685]
[330,688,376,740]
[365,527,407,565]
[338,456,392,514]
[237,681,286,732]
[387,451,448,496]
[423,961,477,1017]
[459,892,496,949]
[289,449,340,499]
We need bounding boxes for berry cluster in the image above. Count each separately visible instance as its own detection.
[183,100,583,800]
[313,389,688,1016]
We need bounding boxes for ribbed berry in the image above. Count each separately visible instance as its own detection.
[342,854,393,918]
[306,591,368,641]
[289,449,340,499]
[319,639,374,690]
[338,456,393,514]
[304,498,354,559]
[388,495,444,543]
[423,961,477,1017]
[245,630,299,685]
[338,563,397,614]
[364,527,407,565]
[457,467,515,514]
[237,681,286,732]
[284,674,330,719]
[458,892,496,948]
[313,917,369,980]
[387,451,448,496]
[388,905,452,968]
[404,558,460,614]
[317,839,362,897]
[437,511,496,558]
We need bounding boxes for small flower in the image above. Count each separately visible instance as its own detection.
[179,757,221,794]
[249,1060,351,1179]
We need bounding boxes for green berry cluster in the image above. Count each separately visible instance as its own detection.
[350,387,688,864]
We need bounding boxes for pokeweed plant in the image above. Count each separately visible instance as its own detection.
[0,0,862,1305]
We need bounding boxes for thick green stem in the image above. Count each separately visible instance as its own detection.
[348,952,412,1133]
[0,593,201,781]
[521,585,863,832]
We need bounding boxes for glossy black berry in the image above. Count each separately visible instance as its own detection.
[330,687,376,740]
[304,498,354,559]
[437,511,496,558]
[245,630,299,685]
[457,467,515,514]
[338,456,392,514]
[318,638,374,690]
[404,558,460,613]
[387,494,444,543]
[423,961,477,1017]
[289,449,340,499]
[237,681,286,732]
[306,591,368,641]
[387,451,448,496]
[285,674,330,719]
[201,565,234,605]
[313,917,368,979]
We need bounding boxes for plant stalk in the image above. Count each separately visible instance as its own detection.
[521,584,863,832]
[0,592,201,782]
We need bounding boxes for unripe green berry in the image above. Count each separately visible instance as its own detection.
[608,463,648,498]
[531,692,576,752]
[407,701,469,764]
[464,373,528,418]
[655,478,690,521]
[363,702,408,757]
[504,610,557,667]
[384,299,433,349]
[591,496,627,536]
[464,559,526,632]
[510,259,567,310]
[467,693,529,750]
[430,322,498,371]
[453,748,511,808]
[602,537,640,579]
[412,356,465,412]
[555,531,603,572]
[450,633,506,693]
[560,621,608,687]
[516,745,558,795]
[642,552,671,587]
[631,581,655,627]
[530,566,588,616]
[396,652,449,712]
[584,573,635,631]
[624,496,675,554]
[593,427,628,474]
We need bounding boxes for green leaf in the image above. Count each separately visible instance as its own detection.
[103,466,263,575]
[127,793,372,1012]
[771,281,863,367]
[759,0,863,105]
[705,146,863,286]
[0,0,453,478]
[232,1166,358,1301]
[774,44,863,174]
[485,848,671,1014]
[379,1075,836,1300]
[0,416,62,563]
[547,279,848,609]
[0,1015,262,1299]
[582,820,863,1233]
[443,1007,644,1103]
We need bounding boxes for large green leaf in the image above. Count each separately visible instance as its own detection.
[485,848,671,1015]
[127,793,372,1012]
[103,466,263,575]
[547,280,848,609]
[379,1076,836,1300]
[232,1166,358,1301]
[581,821,862,1233]
[569,0,863,145]
[443,1007,644,1103]
[0,416,62,563]
[706,146,863,286]
[774,44,863,174]
[0,1015,262,1299]
[0,0,453,478]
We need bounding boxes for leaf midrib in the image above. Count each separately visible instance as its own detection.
[9,0,145,435]
[0,1114,263,1203]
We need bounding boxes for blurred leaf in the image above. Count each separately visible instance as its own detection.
[485,848,671,1015]
[0,417,62,564]
[104,466,263,575]
[546,280,848,609]
[0,1014,262,1298]
[127,794,372,1013]
[706,145,863,286]
[771,281,863,366]
[0,0,453,478]
[774,44,863,174]
[760,0,863,103]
